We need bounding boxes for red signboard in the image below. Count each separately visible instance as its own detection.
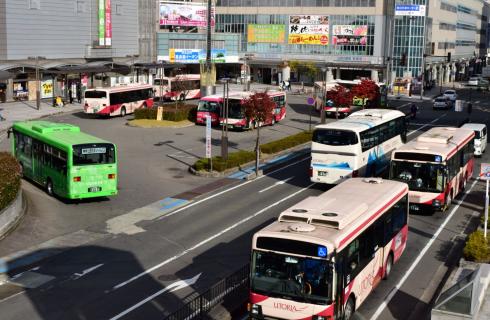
[105,0,112,46]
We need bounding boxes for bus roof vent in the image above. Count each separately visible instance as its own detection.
[32,122,80,134]
[415,146,430,150]
[288,223,316,233]
[310,202,369,230]
[363,177,383,184]
[279,215,309,223]
[417,132,453,144]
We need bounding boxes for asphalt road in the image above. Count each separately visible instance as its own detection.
[0,86,488,319]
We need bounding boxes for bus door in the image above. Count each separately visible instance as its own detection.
[15,132,34,178]
[32,139,44,184]
[334,251,347,318]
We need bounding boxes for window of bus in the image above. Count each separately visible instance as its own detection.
[85,91,107,99]
[391,160,445,193]
[153,79,169,86]
[197,100,221,113]
[43,144,68,174]
[228,99,244,118]
[14,131,32,157]
[313,129,358,146]
[72,144,116,165]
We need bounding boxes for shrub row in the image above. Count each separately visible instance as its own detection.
[134,103,197,122]
[261,131,312,154]
[192,131,312,172]
[194,150,256,172]
[0,152,21,211]
[463,230,490,263]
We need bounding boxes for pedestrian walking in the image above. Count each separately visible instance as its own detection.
[68,87,73,104]
[285,79,291,91]
[76,84,81,103]
[0,109,5,121]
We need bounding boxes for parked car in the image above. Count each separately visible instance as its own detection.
[433,96,451,110]
[468,77,480,86]
[443,89,457,101]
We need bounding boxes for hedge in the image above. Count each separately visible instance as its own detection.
[192,131,312,172]
[463,230,490,263]
[134,103,197,122]
[0,152,21,211]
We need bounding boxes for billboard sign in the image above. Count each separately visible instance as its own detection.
[247,24,285,43]
[288,15,329,45]
[332,25,368,46]
[169,49,226,63]
[41,80,53,99]
[98,0,105,46]
[395,4,426,16]
[105,0,112,46]
[159,2,215,27]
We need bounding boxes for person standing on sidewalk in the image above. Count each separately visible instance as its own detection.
[68,86,73,104]
[0,109,5,121]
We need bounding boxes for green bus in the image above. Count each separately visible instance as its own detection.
[9,121,118,199]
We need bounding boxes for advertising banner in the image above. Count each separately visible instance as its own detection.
[105,0,112,46]
[395,4,426,16]
[169,49,226,63]
[41,79,53,99]
[288,15,329,45]
[332,25,368,45]
[159,2,215,27]
[247,24,285,43]
[98,0,105,46]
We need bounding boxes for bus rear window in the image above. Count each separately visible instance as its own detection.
[85,91,107,99]
[154,79,169,86]
[313,129,358,146]
[73,143,115,165]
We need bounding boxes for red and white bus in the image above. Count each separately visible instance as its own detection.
[222,90,287,130]
[196,94,224,126]
[84,84,154,117]
[153,74,201,101]
[249,178,409,320]
[390,127,475,213]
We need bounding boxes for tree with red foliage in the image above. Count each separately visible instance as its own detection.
[243,92,276,176]
[326,85,353,119]
[351,79,380,109]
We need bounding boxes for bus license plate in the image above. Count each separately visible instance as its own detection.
[88,186,101,193]
[409,204,420,211]
[318,171,328,177]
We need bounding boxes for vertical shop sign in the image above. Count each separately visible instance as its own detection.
[105,0,112,46]
[98,0,105,46]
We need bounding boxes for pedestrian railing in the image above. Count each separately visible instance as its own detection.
[164,264,250,320]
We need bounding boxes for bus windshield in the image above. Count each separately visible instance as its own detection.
[85,91,107,99]
[197,101,221,112]
[251,251,332,304]
[228,100,243,118]
[390,160,445,193]
[313,129,358,146]
[73,143,116,165]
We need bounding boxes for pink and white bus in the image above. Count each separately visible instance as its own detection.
[196,94,224,126]
[390,127,475,213]
[153,74,201,101]
[249,178,409,320]
[84,84,154,117]
[222,90,287,130]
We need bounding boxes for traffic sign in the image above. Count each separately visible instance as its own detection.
[307,97,315,105]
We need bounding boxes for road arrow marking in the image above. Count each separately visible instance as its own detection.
[259,177,294,193]
[109,273,202,320]
[72,264,104,280]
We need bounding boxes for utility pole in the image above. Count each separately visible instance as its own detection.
[28,56,46,110]
[221,78,229,160]
[320,67,326,124]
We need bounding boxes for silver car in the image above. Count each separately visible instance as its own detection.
[433,97,450,110]
[443,90,457,101]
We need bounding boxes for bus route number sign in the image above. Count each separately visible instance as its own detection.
[480,163,490,180]
[82,147,106,155]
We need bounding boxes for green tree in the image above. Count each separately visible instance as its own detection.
[288,61,318,82]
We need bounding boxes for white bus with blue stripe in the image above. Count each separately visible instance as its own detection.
[310,109,407,184]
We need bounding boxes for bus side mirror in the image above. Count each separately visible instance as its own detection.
[7,128,12,139]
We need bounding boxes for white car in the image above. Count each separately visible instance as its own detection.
[443,90,457,101]
[433,97,451,110]
[468,77,480,86]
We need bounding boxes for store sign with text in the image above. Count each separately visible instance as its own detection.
[159,1,215,27]
[41,80,53,99]
[169,49,226,63]
[395,4,426,16]
[288,15,329,45]
[332,25,368,46]
[98,0,112,46]
[248,24,285,43]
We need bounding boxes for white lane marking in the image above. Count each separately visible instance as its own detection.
[111,182,315,291]
[396,102,411,110]
[157,156,310,221]
[370,178,479,320]
[259,177,294,193]
[72,264,104,280]
[408,113,447,136]
[109,274,201,320]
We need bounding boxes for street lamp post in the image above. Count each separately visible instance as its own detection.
[28,56,46,110]
[320,67,326,124]
[221,77,230,160]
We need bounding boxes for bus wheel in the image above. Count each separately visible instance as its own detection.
[46,179,54,196]
[383,254,393,280]
[343,297,355,320]
[120,106,127,117]
[271,118,276,126]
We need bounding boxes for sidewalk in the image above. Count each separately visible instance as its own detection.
[0,100,81,133]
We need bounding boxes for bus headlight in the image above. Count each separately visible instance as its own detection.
[248,303,263,317]
[313,316,331,320]
[432,199,441,208]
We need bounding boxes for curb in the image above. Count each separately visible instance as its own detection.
[0,190,26,242]
[189,142,311,179]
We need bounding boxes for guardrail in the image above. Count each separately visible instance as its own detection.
[165,264,250,320]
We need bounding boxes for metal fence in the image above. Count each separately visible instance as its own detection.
[165,264,250,320]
